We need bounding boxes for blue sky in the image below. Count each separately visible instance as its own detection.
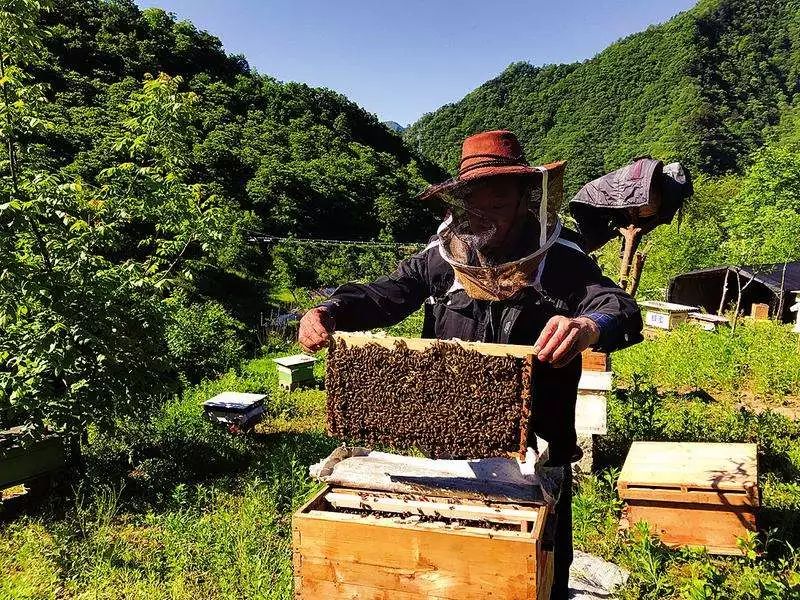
[136,0,697,126]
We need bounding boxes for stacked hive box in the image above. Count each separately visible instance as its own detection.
[293,485,552,600]
[618,441,759,554]
[293,332,551,600]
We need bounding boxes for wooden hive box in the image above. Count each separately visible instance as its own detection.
[618,442,759,555]
[639,301,698,330]
[1,427,66,490]
[273,354,317,390]
[293,485,553,599]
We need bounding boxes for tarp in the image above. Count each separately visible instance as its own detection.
[668,261,800,322]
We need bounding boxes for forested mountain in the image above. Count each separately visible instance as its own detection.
[3,0,449,433]
[406,0,800,194]
[33,0,444,243]
[383,121,406,133]
[406,0,800,297]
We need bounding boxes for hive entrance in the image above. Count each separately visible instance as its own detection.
[326,333,534,459]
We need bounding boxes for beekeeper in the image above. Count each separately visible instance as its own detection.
[298,129,643,599]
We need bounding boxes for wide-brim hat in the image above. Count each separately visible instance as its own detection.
[419,130,566,210]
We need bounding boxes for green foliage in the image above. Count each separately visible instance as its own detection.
[271,240,422,290]
[613,322,800,396]
[0,4,248,436]
[166,301,246,384]
[385,307,425,338]
[722,142,800,265]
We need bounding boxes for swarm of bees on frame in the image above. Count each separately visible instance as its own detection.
[326,339,531,459]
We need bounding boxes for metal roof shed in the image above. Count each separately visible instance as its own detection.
[667,261,800,323]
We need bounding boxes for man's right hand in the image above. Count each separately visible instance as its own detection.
[298,306,335,352]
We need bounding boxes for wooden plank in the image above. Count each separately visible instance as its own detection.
[297,577,449,600]
[519,354,534,456]
[323,491,542,526]
[537,551,554,600]
[577,370,613,392]
[329,487,547,510]
[619,485,758,507]
[581,349,610,371]
[305,510,533,540]
[575,392,608,435]
[297,554,543,600]
[618,442,758,492]
[294,510,539,599]
[625,500,756,555]
[333,332,538,358]
[531,502,548,543]
[750,303,770,320]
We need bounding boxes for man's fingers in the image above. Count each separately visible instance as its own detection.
[298,330,318,352]
[550,328,581,367]
[297,308,335,353]
[299,333,326,353]
[537,319,571,362]
[307,316,330,340]
[533,317,561,353]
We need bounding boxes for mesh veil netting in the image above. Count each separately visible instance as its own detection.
[433,171,564,301]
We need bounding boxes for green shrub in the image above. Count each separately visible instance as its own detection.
[166,301,247,383]
[614,321,800,397]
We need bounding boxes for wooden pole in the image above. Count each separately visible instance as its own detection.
[717,269,731,315]
[618,225,643,292]
[777,261,788,321]
[629,252,646,297]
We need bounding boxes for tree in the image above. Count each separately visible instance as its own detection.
[0,2,239,439]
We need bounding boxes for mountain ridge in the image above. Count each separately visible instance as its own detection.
[405,0,800,195]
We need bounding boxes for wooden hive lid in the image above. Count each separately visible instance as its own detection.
[639,301,699,313]
[272,354,317,367]
[618,441,757,493]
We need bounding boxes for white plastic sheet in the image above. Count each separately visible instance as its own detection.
[569,550,630,599]
[310,443,563,503]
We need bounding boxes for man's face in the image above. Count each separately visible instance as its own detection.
[462,176,527,254]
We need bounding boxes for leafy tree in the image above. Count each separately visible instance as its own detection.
[0,3,240,438]
[722,143,800,265]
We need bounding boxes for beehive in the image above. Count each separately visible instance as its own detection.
[293,485,553,600]
[273,354,317,390]
[325,333,534,459]
[1,427,65,490]
[639,301,698,330]
[618,441,759,554]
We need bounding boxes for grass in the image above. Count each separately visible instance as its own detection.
[614,320,800,400]
[1,332,800,598]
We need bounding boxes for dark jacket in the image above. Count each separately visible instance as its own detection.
[321,228,643,464]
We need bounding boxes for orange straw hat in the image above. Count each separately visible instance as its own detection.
[420,130,566,249]
[419,130,565,204]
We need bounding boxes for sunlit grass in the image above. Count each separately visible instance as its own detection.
[1,342,799,599]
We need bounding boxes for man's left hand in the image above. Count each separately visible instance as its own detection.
[532,316,600,368]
